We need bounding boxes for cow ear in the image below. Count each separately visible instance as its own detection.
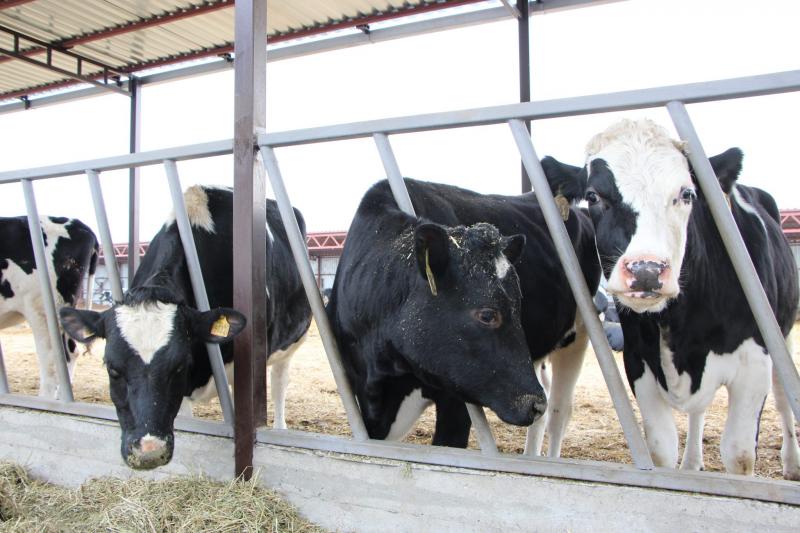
[59,307,105,343]
[708,147,743,194]
[540,156,587,203]
[415,223,449,293]
[502,234,526,264]
[193,307,247,344]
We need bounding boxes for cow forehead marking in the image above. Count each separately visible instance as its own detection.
[115,303,177,364]
[495,255,511,279]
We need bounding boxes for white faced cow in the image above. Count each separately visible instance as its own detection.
[328,177,601,451]
[546,119,800,479]
[60,186,311,469]
[0,216,98,398]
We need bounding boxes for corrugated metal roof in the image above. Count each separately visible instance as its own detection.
[0,0,482,101]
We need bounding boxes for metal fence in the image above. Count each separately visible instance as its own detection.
[1,69,799,505]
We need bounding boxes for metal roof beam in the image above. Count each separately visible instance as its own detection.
[0,0,36,9]
[0,25,129,97]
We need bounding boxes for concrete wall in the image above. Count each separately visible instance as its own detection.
[1,407,798,533]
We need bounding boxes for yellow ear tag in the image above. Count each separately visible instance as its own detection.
[425,248,438,296]
[210,315,231,337]
[555,193,570,222]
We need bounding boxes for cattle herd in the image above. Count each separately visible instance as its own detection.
[1,119,798,481]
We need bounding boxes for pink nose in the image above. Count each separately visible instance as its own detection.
[139,436,165,454]
[620,255,670,293]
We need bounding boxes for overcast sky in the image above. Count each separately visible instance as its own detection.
[0,0,798,240]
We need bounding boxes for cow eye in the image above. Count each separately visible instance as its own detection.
[175,364,185,374]
[108,367,122,380]
[585,190,600,206]
[472,308,501,328]
[680,187,697,204]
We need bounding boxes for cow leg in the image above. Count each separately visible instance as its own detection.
[432,395,471,448]
[720,344,771,476]
[680,410,706,471]
[634,365,678,468]
[269,356,291,430]
[544,325,587,458]
[26,309,57,398]
[523,360,550,455]
[772,336,800,480]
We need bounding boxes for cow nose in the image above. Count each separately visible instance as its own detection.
[622,257,669,292]
[139,434,166,454]
[531,397,547,422]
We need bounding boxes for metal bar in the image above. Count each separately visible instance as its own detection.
[254,428,800,506]
[1,74,798,169]
[85,171,124,303]
[257,70,800,148]
[508,119,654,469]
[0,46,130,96]
[372,133,416,214]
[667,101,800,421]
[20,179,74,402]
[163,160,235,425]
[259,145,369,441]
[127,77,141,281]
[517,0,531,193]
[0,341,9,394]
[372,132,499,455]
[232,0,268,480]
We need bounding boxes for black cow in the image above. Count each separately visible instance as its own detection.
[0,216,98,398]
[328,177,600,450]
[546,118,800,479]
[60,186,311,469]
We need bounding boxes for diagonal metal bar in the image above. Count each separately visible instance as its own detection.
[667,101,800,421]
[373,132,499,455]
[259,145,369,441]
[508,119,654,470]
[21,179,74,402]
[163,160,235,426]
[85,171,124,303]
[0,340,8,394]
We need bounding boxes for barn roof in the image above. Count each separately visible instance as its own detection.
[0,0,496,102]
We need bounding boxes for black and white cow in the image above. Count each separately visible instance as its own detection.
[328,178,600,450]
[60,186,311,469]
[546,118,800,479]
[0,216,98,397]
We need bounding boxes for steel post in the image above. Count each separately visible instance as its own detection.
[517,0,531,193]
[164,160,236,425]
[508,119,654,469]
[373,132,499,455]
[259,145,369,441]
[232,0,268,479]
[86,170,124,302]
[127,76,141,282]
[667,101,800,421]
[21,179,74,402]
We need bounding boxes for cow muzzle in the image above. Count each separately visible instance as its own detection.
[125,433,174,470]
[493,393,547,427]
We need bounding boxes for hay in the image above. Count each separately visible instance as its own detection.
[0,463,326,533]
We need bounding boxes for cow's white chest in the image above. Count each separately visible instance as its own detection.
[657,335,761,412]
[386,388,433,441]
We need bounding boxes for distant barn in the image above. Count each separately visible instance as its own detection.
[91,231,346,303]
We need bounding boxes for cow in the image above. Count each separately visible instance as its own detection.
[0,216,98,398]
[327,177,600,451]
[59,185,312,469]
[544,118,800,479]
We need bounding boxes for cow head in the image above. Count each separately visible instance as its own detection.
[59,286,245,469]
[543,119,743,314]
[393,221,546,426]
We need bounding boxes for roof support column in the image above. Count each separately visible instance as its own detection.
[233,0,268,480]
[517,0,531,193]
[127,76,141,286]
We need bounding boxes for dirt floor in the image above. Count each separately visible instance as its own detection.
[1,321,798,479]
